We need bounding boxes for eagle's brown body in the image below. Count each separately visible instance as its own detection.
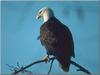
[39,17,75,72]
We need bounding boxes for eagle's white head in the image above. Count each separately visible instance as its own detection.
[36,7,54,22]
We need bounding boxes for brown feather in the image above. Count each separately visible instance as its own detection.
[39,17,75,71]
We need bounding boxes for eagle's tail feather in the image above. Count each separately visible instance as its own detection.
[56,55,71,72]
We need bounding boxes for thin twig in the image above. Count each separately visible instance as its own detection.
[48,58,55,74]
[17,62,20,69]
[6,64,19,72]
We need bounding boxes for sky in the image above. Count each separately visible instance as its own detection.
[1,1,99,74]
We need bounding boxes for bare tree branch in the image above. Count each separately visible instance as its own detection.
[10,57,91,74]
[12,57,55,74]
[48,57,55,74]
[70,60,91,74]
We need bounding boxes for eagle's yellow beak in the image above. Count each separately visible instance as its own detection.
[36,14,41,20]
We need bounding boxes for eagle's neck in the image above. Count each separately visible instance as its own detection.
[43,11,54,22]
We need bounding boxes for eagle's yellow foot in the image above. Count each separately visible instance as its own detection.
[43,55,50,63]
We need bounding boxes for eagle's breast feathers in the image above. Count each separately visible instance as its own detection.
[39,17,75,58]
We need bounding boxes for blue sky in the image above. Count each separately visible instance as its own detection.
[1,1,99,74]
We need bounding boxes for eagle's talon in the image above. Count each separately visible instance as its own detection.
[44,55,50,63]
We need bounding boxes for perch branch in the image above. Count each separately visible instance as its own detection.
[70,60,91,74]
[12,57,55,74]
[11,57,91,74]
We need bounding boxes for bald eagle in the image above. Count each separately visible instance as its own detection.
[36,7,75,72]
